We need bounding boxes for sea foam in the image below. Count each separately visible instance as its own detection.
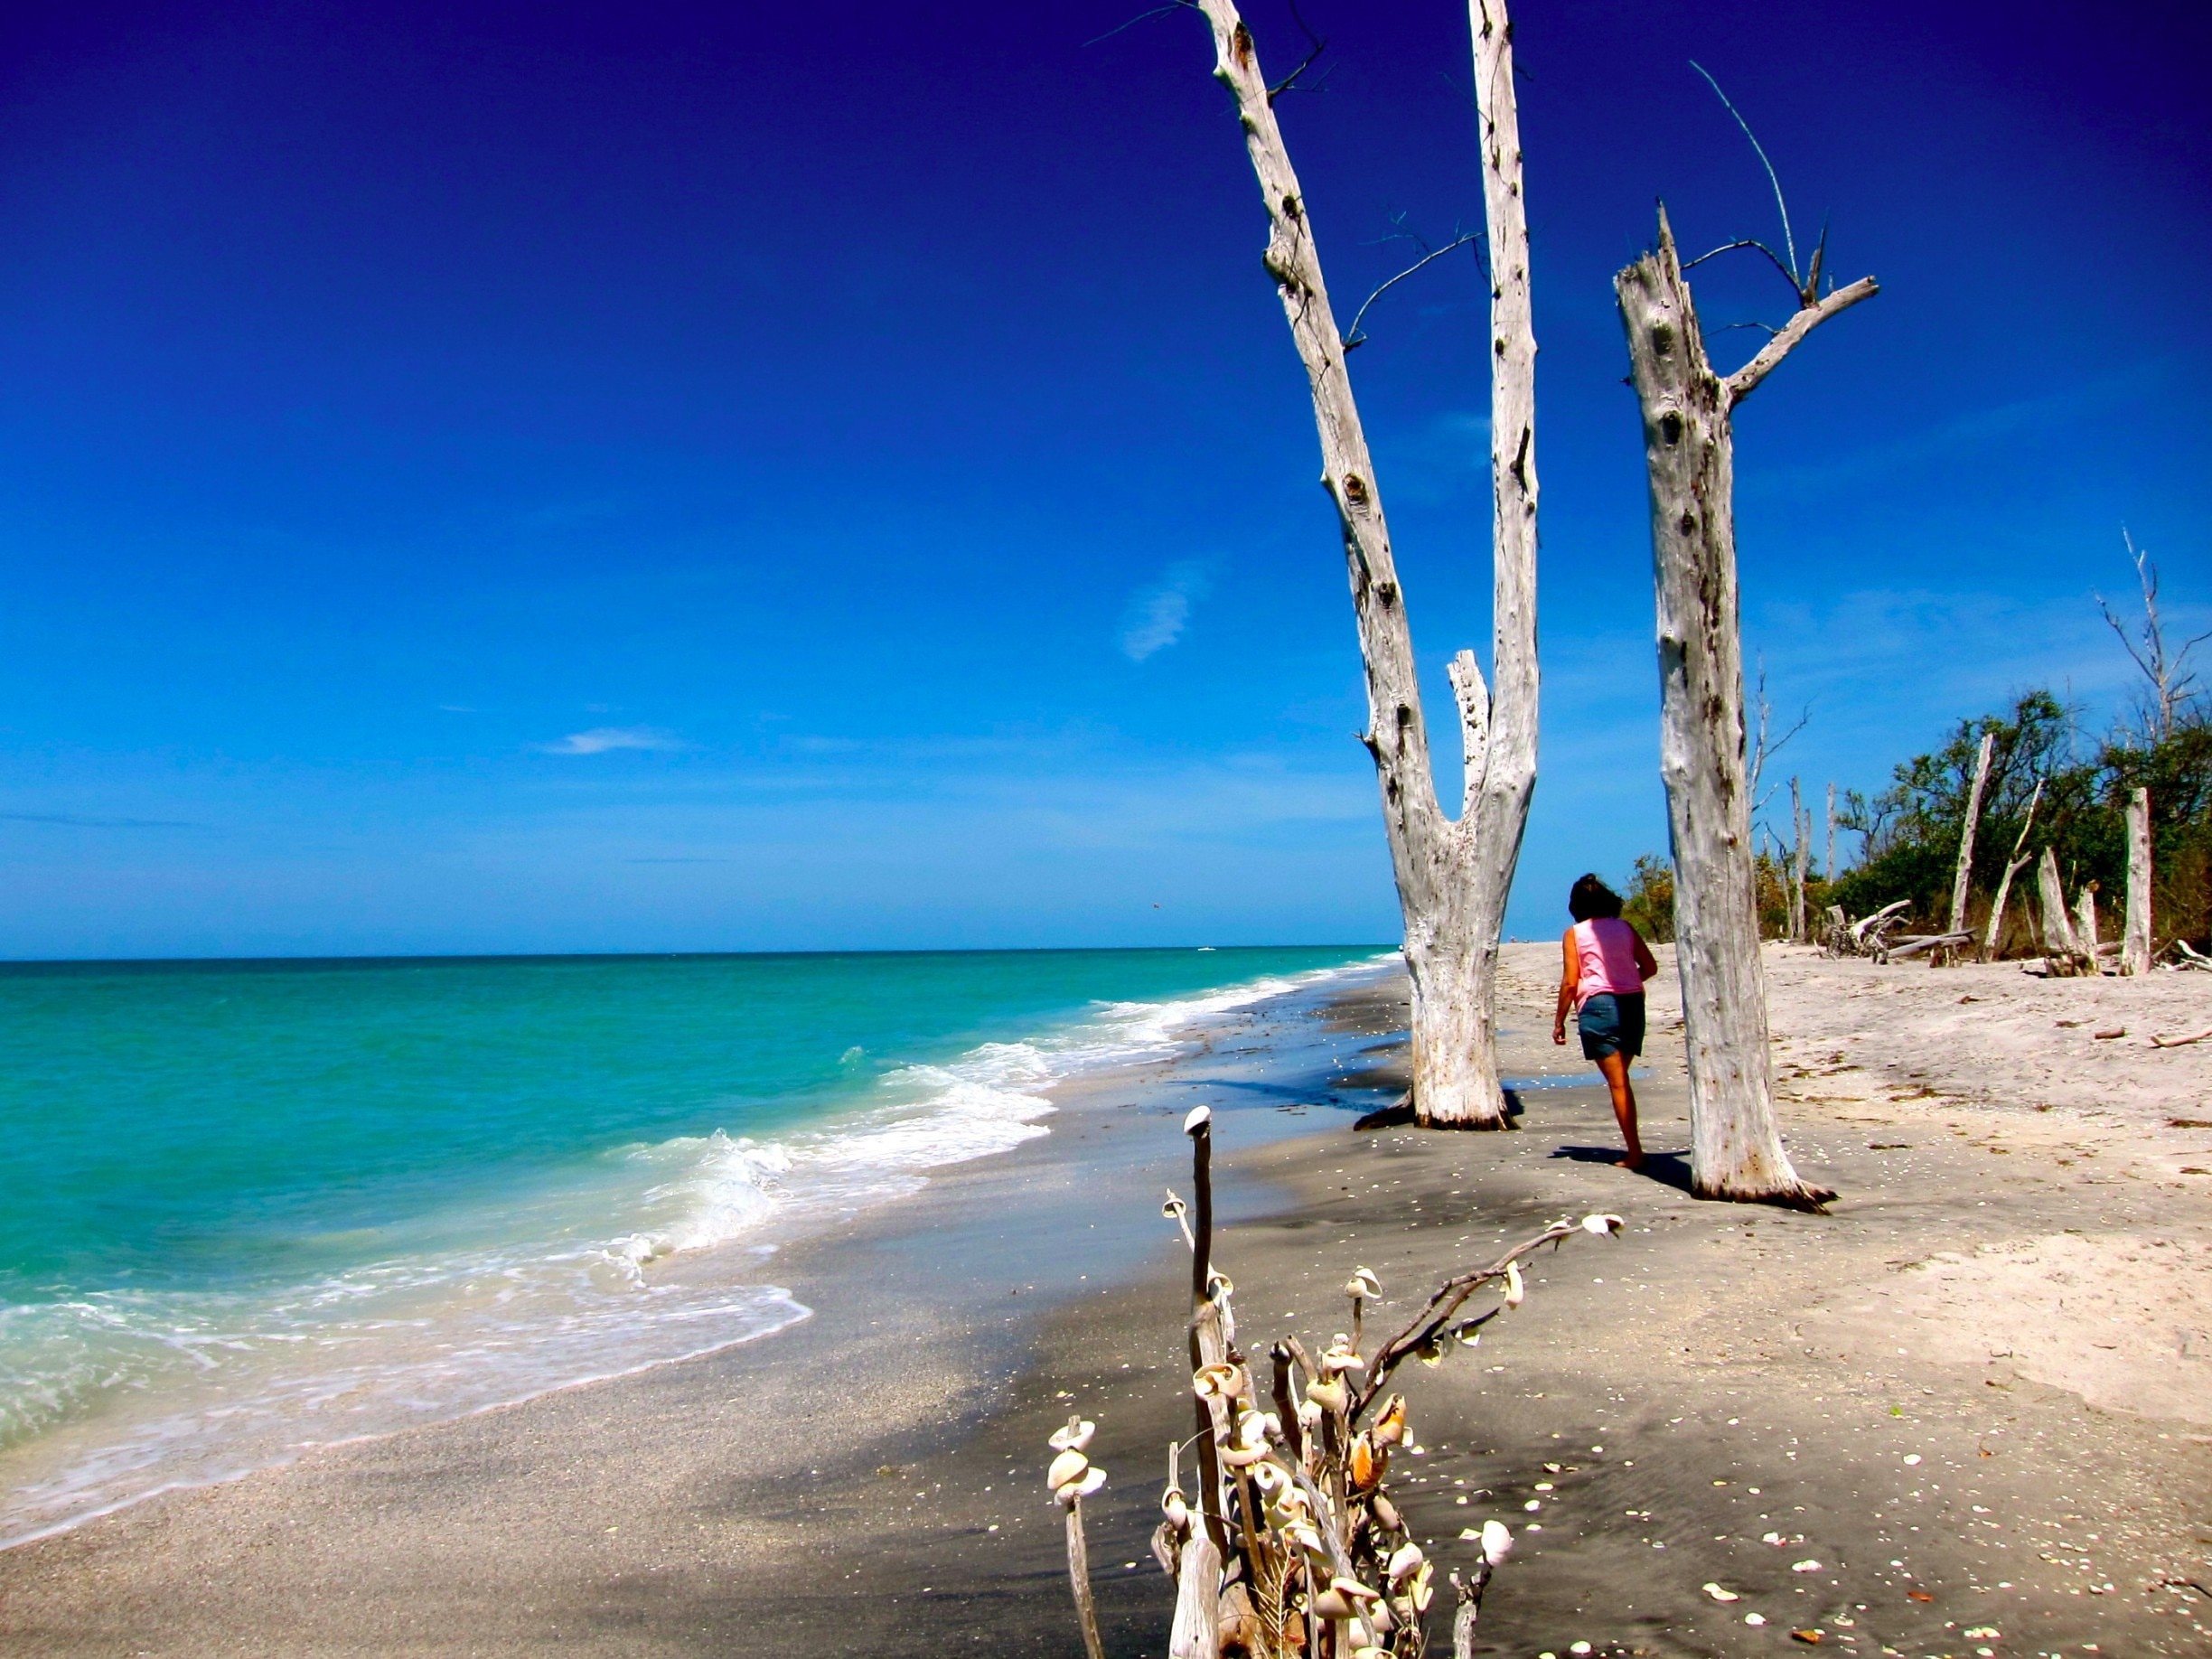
[0,953,1387,1551]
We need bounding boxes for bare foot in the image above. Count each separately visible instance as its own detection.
[1617,1152,1645,1170]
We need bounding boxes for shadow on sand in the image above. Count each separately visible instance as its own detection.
[1549,1143,1695,1195]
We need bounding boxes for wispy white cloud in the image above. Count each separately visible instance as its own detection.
[533,726,690,755]
[1120,562,1213,662]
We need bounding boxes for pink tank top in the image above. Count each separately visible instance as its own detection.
[1573,918,1644,1005]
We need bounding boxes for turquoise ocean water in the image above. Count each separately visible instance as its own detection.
[0,946,1382,1547]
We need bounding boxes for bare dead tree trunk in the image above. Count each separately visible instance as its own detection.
[2123,786,2153,975]
[1947,730,1995,938]
[1787,777,1807,942]
[1824,782,1836,881]
[2037,847,2080,969]
[1192,0,1537,1128]
[1982,777,2041,961]
[1615,210,1867,1206]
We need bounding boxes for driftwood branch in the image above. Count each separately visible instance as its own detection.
[1055,1112,1603,1658]
[2152,1026,2212,1050]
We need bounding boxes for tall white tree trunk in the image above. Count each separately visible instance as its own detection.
[1616,211,1870,1206]
[1789,780,1809,942]
[1825,781,1836,881]
[1947,730,1995,937]
[1191,0,1538,1128]
[2123,786,2153,975]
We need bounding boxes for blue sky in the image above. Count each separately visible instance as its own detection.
[1,0,2205,958]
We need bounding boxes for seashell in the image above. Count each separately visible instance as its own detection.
[1161,1489,1190,1530]
[1194,1363,1245,1400]
[1504,1261,1525,1308]
[1370,1394,1409,1446]
[1047,1420,1095,1453]
[1183,1105,1212,1134]
[1311,1588,1352,1621]
[1319,1342,1366,1376]
[1248,1461,1286,1495]
[1455,1322,1482,1348]
[1415,1342,1443,1367]
[1207,1270,1234,1302]
[1329,1576,1381,1603]
[1348,1434,1381,1491]
[1046,1449,1090,1493]
[1304,1376,1348,1413]
[1055,1465,1106,1506]
[1480,1519,1514,1565]
[1220,1443,1269,1468]
[1581,1213,1624,1236]
[1702,1582,1740,1602]
[1386,1542,1424,1582]
[1296,1398,1324,1429]
[1406,1561,1434,1612]
[1345,1267,1382,1298]
[1370,1494,1401,1532]
[1282,1521,1326,1558]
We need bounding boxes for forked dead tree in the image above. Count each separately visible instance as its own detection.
[2098,531,2209,740]
[1051,1108,1617,1659]
[1614,199,1869,1205]
[1188,0,1538,1128]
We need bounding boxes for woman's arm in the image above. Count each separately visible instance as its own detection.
[1632,926,1660,982]
[1552,927,1579,1045]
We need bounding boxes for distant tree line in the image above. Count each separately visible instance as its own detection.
[1622,688,2212,952]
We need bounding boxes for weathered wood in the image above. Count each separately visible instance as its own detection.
[1948,730,1995,937]
[2123,786,2153,976]
[1885,930,1973,961]
[1825,781,1836,882]
[1167,1532,1223,1659]
[1616,208,1859,1206]
[1788,776,1807,942]
[1191,0,1537,1128]
[1982,776,2042,961]
[2073,882,2102,969]
[1064,1498,1108,1659]
[2036,847,2080,970]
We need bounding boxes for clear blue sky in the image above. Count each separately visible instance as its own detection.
[2,0,2206,958]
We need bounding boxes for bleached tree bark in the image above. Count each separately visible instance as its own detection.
[1191,0,1538,1127]
[1947,730,1995,938]
[1825,781,1836,881]
[1787,777,1806,942]
[1617,209,1870,1206]
[1982,776,2041,961]
[2072,882,2101,966]
[2123,786,2153,975]
[2036,847,2079,967]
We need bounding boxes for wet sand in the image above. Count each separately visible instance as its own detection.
[3,947,2209,1656]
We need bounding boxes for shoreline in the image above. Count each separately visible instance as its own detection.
[4,947,2208,1655]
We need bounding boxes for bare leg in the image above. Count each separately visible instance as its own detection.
[1595,1052,1643,1168]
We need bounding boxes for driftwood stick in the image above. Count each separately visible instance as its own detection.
[1185,1109,1231,1559]
[1065,1498,1108,1659]
[1450,1559,1499,1659]
[1886,931,1974,961]
[2151,1027,2212,1050]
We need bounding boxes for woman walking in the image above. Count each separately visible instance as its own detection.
[1551,873,1660,1168]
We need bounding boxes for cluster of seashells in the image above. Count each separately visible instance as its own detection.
[1049,1106,1622,1659]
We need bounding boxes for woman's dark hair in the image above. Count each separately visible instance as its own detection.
[1568,873,1624,922]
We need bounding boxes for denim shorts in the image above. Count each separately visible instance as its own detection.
[1578,991,1645,1061]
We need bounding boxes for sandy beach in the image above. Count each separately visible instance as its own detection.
[3,946,2208,1656]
